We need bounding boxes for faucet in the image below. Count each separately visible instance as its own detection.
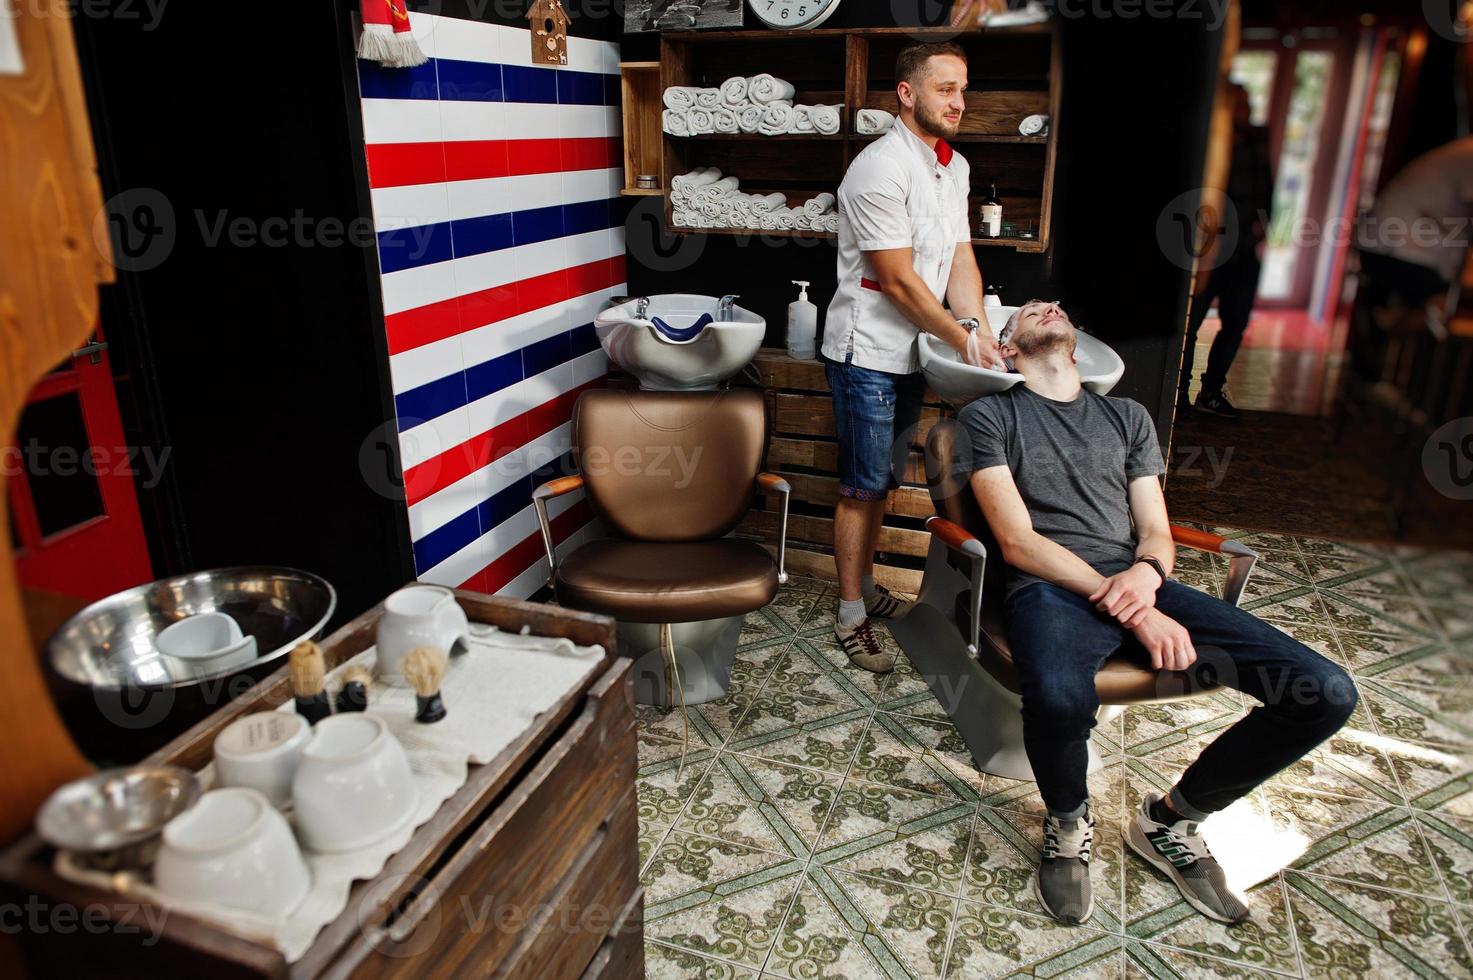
[717,294,740,321]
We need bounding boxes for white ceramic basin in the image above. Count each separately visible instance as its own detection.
[918,306,1126,406]
[595,293,765,391]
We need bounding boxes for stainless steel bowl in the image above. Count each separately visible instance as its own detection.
[47,566,336,690]
[37,766,201,868]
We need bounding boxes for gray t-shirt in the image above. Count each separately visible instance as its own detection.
[955,385,1166,597]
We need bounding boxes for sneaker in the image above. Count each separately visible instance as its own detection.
[1037,808,1095,925]
[864,583,915,619]
[835,616,896,673]
[1194,389,1241,420]
[1126,792,1249,924]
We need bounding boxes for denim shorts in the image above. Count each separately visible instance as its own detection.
[825,352,925,500]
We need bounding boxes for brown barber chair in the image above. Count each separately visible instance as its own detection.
[532,388,790,706]
[886,418,1258,780]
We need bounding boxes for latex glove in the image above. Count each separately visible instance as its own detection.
[965,330,1004,370]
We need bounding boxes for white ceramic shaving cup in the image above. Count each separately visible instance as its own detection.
[212,712,310,807]
[292,714,418,852]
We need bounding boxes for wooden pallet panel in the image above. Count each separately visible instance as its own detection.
[739,510,929,558]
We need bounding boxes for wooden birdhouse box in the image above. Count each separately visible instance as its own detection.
[528,0,569,66]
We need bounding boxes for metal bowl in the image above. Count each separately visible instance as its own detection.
[47,566,336,691]
[36,766,201,868]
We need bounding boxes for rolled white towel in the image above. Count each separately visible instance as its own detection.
[822,213,840,233]
[756,211,778,231]
[687,107,715,135]
[788,106,815,134]
[748,73,796,105]
[719,76,749,107]
[663,87,698,111]
[701,175,740,197]
[1019,113,1050,136]
[855,108,895,135]
[662,108,691,137]
[792,210,813,230]
[737,104,764,134]
[694,87,720,109]
[758,102,795,136]
[670,187,691,209]
[802,104,842,136]
[772,208,796,230]
[712,105,740,133]
[672,208,699,227]
[671,166,721,190]
[804,192,836,216]
[749,192,787,213]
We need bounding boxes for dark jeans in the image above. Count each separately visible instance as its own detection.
[1005,577,1358,819]
[1181,252,1263,399]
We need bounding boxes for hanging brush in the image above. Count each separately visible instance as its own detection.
[335,664,373,713]
[402,646,448,724]
[289,641,331,725]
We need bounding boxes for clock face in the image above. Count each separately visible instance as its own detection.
[749,0,842,30]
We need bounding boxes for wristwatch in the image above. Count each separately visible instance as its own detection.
[1134,555,1167,584]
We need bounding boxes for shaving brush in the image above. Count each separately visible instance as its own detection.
[403,646,448,724]
[335,664,372,713]
[289,641,331,725]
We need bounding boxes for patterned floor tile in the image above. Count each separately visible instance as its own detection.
[1359,680,1473,750]
[1381,737,1473,817]
[638,733,717,869]
[1124,694,1246,756]
[676,753,843,859]
[727,693,871,777]
[729,636,793,695]
[851,713,985,802]
[1404,555,1473,608]
[1315,591,1437,642]
[637,688,757,748]
[986,758,1128,824]
[798,636,895,705]
[766,642,881,709]
[1293,539,1386,585]
[1241,588,1326,632]
[876,658,955,724]
[1320,561,1417,600]
[1414,809,1473,908]
[1125,873,1299,977]
[1124,940,1282,978]
[814,779,974,897]
[1285,872,1473,978]
[645,940,759,978]
[1270,728,1405,806]
[945,898,1122,978]
[1422,600,1473,641]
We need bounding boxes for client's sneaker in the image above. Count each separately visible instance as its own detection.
[1194,389,1241,420]
[1037,808,1095,925]
[1127,792,1249,924]
[864,583,915,619]
[835,616,896,674]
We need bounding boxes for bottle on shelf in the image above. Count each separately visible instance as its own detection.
[787,280,817,360]
[983,283,1003,308]
[979,181,1003,239]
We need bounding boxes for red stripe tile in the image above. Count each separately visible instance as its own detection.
[507,138,563,177]
[370,138,620,189]
[442,140,511,182]
[365,143,447,188]
[474,499,594,595]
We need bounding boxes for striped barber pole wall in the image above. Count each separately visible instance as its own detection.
[355,12,622,598]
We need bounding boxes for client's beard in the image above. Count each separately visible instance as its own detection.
[1012,325,1076,359]
[915,100,959,139]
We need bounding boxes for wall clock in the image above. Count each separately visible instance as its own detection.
[749,0,842,30]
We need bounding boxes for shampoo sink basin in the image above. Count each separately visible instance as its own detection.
[918,306,1125,406]
[595,293,765,391]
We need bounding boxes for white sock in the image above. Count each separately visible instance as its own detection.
[838,597,866,628]
[861,574,876,599]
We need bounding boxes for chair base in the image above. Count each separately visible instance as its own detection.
[622,614,745,706]
[888,537,1113,781]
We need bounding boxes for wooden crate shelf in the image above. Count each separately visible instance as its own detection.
[649,24,1062,253]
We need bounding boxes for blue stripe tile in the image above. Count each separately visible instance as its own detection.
[359,60,438,101]
[530,450,576,485]
[436,58,504,102]
[464,349,523,403]
[557,69,608,106]
[450,212,515,259]
[502,64,559,104]
[396,372,468,430]
[480,475,533,532]
[513,205,565,246]
[377,222,454,274]
[412,505,481,573]
[570,322,600,357]
[603,73,621,107]
[523,333,570,379]
[563,198,611,237]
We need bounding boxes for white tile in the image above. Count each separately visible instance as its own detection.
[380,261,459,317]
[404,9,439,57]
[504,102,560,139]
[388,333,464,394]
[446,172,564,223]
[497,509,600,598]
[565,289,607,326]
[438,100,506,142]
[486,422,572,496]
[416,532,489,589]
[557,103,615,140]
[406,465,486,542]
[360,98,443,144]
[484,505,538,561]
[461,307,537,367]
[446,248,521,304]
[398,405,471,471]
[570,348,609,387]
[565,36,604,74]
[371,183,452,231]
[496,24,533,68]
[427,13,501,64]
[564,167,616,202]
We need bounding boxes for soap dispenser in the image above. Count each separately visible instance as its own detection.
[787,280,817,360]
[983,283,1003,309]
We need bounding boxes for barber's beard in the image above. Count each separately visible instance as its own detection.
[915,101,959,139]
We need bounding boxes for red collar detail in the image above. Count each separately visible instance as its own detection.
[935,138,954,167]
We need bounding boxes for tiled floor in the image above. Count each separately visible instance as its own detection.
[634,529,1473,978]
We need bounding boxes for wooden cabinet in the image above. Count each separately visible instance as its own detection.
[655,24,1061,252]
[0,594,641,980]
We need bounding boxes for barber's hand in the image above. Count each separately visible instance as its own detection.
[961,330,1004,370]
[1089,563,1161,628]
[1130,608,1197,672]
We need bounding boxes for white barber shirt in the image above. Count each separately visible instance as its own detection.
[822,118,972,374]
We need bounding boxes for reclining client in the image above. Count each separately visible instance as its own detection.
[955,301,1358,926]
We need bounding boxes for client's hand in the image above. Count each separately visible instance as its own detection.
[963,330,1005,370]
[1089,563,1161,628]
[1131,608,1196,672]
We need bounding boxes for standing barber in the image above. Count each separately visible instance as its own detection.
[823,41,1002,674]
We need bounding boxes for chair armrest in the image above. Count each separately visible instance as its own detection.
[924,516,989,658]
[756,472,791,585]
[532,474,584,587]
[1170,525,1258,608]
